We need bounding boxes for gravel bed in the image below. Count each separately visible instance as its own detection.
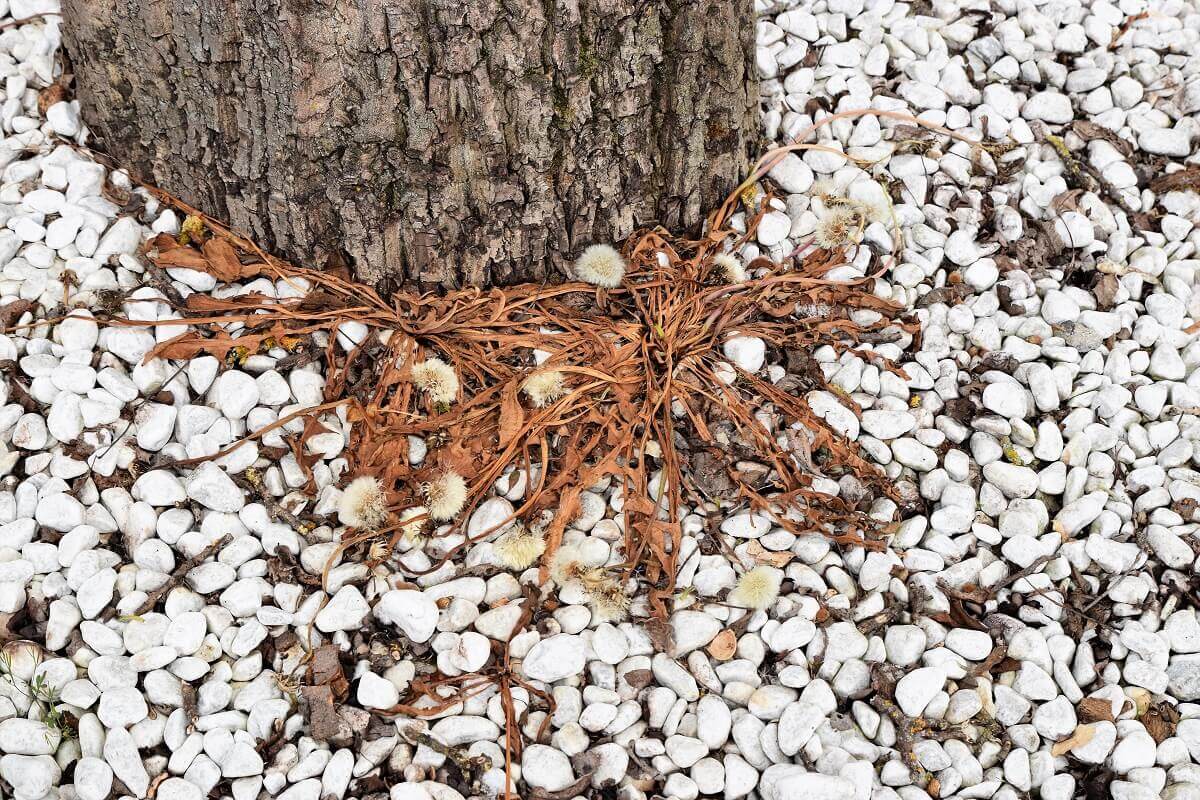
[1,1,1200,800]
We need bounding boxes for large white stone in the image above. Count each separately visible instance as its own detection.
[522,634,586,683]
[375,589,439,643]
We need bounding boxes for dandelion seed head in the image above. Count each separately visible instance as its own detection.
[711,253,746,284]
[588,580,630,623]
[811,179,839,198]
[550,544,591,586]
[729,565,782,610]
[574,244,626,289]
[522,370,568,408]
[861,200,889,225]
[493,525,547,570]
[814,207,861,250]
[368,539,391,562]
[411,358,460,405]
[338,476,389,530]
[423,471,468,521]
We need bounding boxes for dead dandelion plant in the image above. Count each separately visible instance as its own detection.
[110,106,958,663]
[129,222,912,624]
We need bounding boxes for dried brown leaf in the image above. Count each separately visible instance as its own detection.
[1150,167,1200,194]
[148,233,209,271]
[38,82,68,116]
[646,617,675,654]
[1143,700,1180,744]
[1051,189,1085,213]
[1093,273,1120,310]
[747,540,792,568]
[1070,120,1133,157]
[0,299,33,331]
[707,629,737,660]
[1051,723,1097,756]
[1077,696,1115,723]
[498,385,524,449]
[300,685,344,742]
[308,644,349,700]
[201,237,251,282]
[915,283,972,309]
[623,669,654,689]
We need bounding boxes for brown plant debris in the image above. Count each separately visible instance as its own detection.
[1143,699,1180,744]
[1150,167,1200,194]
[115,210,913,623]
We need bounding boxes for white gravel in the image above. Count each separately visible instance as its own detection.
[0,1,1198,800]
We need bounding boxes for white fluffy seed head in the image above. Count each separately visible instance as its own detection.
[522,370,568,408]
[711,253,746,283]
[811,179,838,197]
[587,580,630,623]
[814,207,861,250]
[729,566,782,610]
[423,471,468,521]
[550,544,590,586]
[411,358,460,405]
[338,476,389,530]
[574,244,626,289]
[861,200,889,225]
[493,525,547,570]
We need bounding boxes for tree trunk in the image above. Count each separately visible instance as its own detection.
[62,0,757,290]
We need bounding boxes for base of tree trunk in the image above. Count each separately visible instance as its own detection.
[63,0,758,290]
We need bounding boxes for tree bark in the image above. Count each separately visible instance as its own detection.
[63,0,757,290]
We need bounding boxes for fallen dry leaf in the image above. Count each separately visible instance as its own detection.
[1077,696,1115,723]
[1093,273,1120,310]
[1143,699,1180,744]
[498,385,524,449]
[707,629,737,660]
[747,540,793,568]
[0,299,33,332]
[646,617,675,654]
[37,79,68,116]
[1050,723,1096,756]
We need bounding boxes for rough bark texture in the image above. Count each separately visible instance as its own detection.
[63,0,757,290]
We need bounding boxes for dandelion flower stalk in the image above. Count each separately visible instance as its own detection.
[423,471,468,521]
[574,244,626,289]
[411,357,460,406]
[338,476,389,530]
[729,566,782,611]
[522,370,569,408]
